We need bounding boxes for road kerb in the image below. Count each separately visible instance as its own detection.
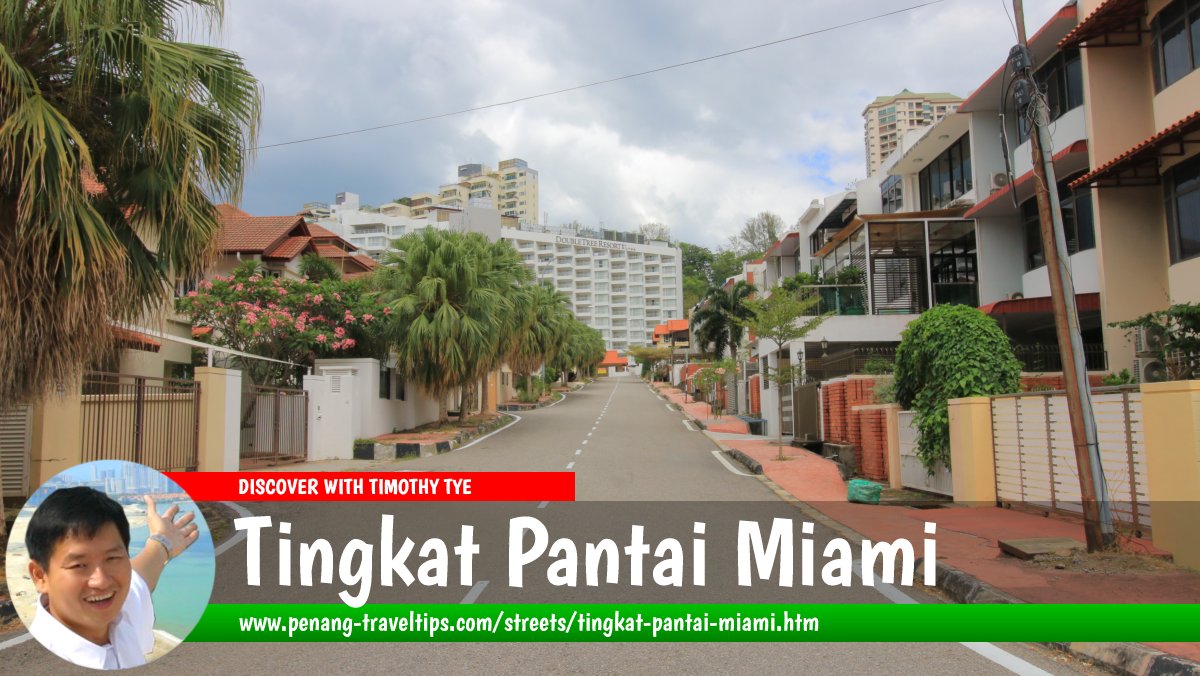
[707,433,1200,676]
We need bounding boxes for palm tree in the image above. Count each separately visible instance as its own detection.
[690,281,754,413]
[508,281,573,398]
[0,1,262,406]
[550,321,606,383]
[375,230,528,424]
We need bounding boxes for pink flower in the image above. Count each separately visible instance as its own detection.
[343,338,356,349]
[383,307,392,316]
[334,293,342,301]
[200,280,213,290]
[334,327,346,338]
[295,321,306,331]
[246,312,258,325]
[316,334,327,343]
[269,318,278,328]
[278,287,287,295]
[313,294,324,303]
[343,311,356,323]
[235,283,244,292]
[186,290,198,297]
[362,313,374,323]
[249,275,262,282]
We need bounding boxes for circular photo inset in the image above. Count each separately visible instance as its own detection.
[4,460,215,669]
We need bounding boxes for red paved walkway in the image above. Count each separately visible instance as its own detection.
[655,383,749,434]
[721,434,1200,663]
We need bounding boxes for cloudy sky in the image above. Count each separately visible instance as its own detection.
[215,0,1065,249]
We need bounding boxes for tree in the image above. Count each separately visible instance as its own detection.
[508,281,573,397]
[727,212,784,257]
[175,265,386,386]
[712,249,750,286]
[374,230,530,424]
[628,345,672,380]
[739,290,828,459]
[638,222,671,243]
[0,0,262,406]
[1111,302,1200,380]
[691,281,755,360]
[894,304,1021,472]
[299,253,341,282]
[551,321,606,382]
[691,281,755,412]
[678,242,715,283]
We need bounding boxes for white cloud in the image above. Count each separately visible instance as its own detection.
[222,0,1069,248]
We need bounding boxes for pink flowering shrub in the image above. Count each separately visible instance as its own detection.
[176,268,387,384]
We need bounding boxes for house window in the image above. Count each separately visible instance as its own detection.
[881,174,903,213]
[1165,152,1200,263]
[379,366,391,399]
[1151,0,1200,92]
[396,374,406,401]
[1016,50,1084,144]
[918,133,972,209]
[1021,172,1095,271]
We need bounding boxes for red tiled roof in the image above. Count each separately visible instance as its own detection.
[958,4,1079,111]
[979,292,1100,316]
[652,323,670,337]
[313,243,356,258]
[665,319,689,333]
[264,235,313,260]
[217,214,308,253]
[964,140,1089,218]
[216,203,251,219]
[1059,0,1145,49]
[1071,111,1200,189]
[307,223,341,239]
[111,326,160,352]
[598,350,626,367]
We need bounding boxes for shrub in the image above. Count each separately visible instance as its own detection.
[895,304,1021,473]
[1101,369,1134,386]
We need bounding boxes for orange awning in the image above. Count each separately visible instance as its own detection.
[1072,111,1200,190]
[979,292,1100,316]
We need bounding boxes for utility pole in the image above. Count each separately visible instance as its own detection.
[1011,1,1115,550]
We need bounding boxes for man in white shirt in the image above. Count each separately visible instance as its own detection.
[25,486,199,669]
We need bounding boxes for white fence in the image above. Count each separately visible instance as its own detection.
[990,386,1151,533]
[898,410,954,496]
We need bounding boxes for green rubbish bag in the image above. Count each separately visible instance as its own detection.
[847,479,881,504]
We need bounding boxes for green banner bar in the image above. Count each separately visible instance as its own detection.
[187,604,1200,642]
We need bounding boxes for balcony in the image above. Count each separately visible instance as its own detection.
[797,285,867,316]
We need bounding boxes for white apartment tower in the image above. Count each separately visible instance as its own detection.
[503,225,684,352]
[428,158,540,224]
[301,195,683,352]
[863,89,963,175]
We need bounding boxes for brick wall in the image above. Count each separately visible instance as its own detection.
[749,375,761,415]
[822,377,878,444]
[856,407,889,481]
[1020,373,1107,391]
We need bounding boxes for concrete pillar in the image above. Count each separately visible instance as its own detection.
[947,396,998,506]
[1141,380,1200,569]
[194,367,241,472]
[29,377,84,490]
[883,404,903,490]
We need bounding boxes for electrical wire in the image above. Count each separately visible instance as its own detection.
[254,0,946,151]
[999,0,1019,40]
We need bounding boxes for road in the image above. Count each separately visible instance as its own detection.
[2,375,1090,674]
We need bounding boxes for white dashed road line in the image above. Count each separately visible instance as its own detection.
[460,581,489,604]
[566,462,575,469]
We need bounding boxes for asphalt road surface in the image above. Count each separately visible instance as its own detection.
[1,375,1093,674]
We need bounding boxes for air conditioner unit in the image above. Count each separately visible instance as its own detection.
[1134,324,1166,357]
[1133,357,1167,384]
[990,172,1011,190]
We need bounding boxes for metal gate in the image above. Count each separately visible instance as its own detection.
[1,406,32,500]
[81,372,200,471]
[792,382,821,441]
[240,385,308,465]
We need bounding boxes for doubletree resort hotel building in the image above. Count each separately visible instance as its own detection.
[501,223,684,353]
